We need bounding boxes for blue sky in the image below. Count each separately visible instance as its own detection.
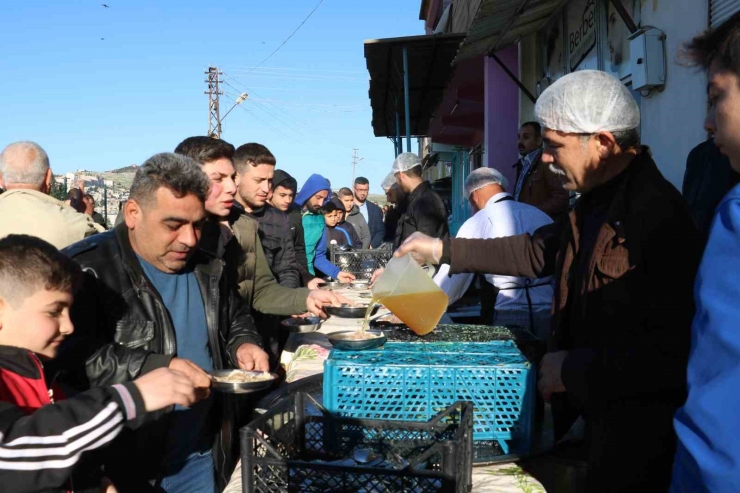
[0,1,424,194]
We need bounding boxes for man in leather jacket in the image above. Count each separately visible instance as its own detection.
[61,153,268,493]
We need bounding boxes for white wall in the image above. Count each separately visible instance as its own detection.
[638,0,708,189]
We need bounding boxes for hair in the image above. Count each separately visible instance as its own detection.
[0,235,82,307]
[580,128,641,151]
[521,121,542,137]
[403,165,423,178]
[233,143,276,174]
[274,178,297,194]
[354,176,369,186]
[321,201,341,215]
[174,136,235,166]
[337,187,353,198]
[65,188,82,202]
[83,193,95,204]
[129,153,210,208]
[0,141,50,186]
[681,11,740,74]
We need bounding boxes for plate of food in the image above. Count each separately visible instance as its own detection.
[324,303,379,319]
[209,369,278,394]
[327,330,387,350]
[349,280,370,290]
[280,316,322,333]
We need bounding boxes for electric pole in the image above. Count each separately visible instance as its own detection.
[205,66,223,139]
[351,148,364,184]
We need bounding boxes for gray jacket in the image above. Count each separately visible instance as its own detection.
[345,205,371,249]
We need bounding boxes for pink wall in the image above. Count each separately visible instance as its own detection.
[484,45,520,190]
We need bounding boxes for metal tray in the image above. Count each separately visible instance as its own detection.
[209,370,278,394]
[327,330,386,350]
[280,316,322,333]
[319,281,347,291]
[325,303,378,318]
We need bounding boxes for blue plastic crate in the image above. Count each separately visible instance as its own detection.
[323,341,535,455]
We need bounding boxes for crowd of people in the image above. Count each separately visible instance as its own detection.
[0,12,740,493]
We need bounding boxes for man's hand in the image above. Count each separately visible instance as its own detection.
[306,290,351,318]
[307,278,325,290]
[236,343,270,372]
[169,358,212,389]
[538,351,568,402]
[395,232,442,265]
[133,367,204,411]
[336,272,356,283]
[100,477,117,493]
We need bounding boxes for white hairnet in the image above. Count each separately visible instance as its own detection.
[392,152,422,174]
[380,171,396,190]
[534,70,640,134]
[464,167,509,198]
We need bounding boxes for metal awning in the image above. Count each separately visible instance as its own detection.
[453,0,568,64]
[365,33,466,149]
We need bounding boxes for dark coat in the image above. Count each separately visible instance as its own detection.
[287,205,312,285]
[442,149,702,492]
[60,225,262,491]
[514,152,571,220]
[395,181,449,247]
[362,200,385,248]
[682,138,740,245]
[242,203,300,289]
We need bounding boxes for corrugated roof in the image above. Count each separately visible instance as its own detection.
[365,33,465,138]
[453,0,568,64]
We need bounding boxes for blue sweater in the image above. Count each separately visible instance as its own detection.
[671,184,740,493]
[313,228,340,279]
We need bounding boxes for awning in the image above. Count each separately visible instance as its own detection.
[365,33,466,139]
[453,0,568,64]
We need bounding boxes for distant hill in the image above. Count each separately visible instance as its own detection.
[107,165,139,174]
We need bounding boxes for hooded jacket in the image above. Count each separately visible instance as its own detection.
[272,170,311,285]
[296,174,331,276]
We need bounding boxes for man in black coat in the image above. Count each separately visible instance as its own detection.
[353,176,385,248]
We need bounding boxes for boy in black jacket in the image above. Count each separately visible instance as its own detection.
[0,235,202,493]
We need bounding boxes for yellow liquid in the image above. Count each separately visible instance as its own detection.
[370,291,448,336]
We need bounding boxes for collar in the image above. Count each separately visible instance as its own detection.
[520,148,542,166]
[485,192,512,208]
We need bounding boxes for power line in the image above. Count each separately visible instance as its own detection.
[226,65,366,75]
[228,73,366,82]
[222,93,311,149]
[242,0,326,75]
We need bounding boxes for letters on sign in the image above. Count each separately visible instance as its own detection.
[568,0,597,71]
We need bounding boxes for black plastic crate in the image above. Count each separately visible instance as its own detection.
[241,392,473,493]
[330,246,393,280]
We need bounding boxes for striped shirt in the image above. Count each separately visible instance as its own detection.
[434,192,554,312]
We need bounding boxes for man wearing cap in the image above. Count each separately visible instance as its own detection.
[433,168,553,336]
[396,71,702,491]
[392,152,449,247]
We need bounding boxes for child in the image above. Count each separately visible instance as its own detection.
[0,234,202,493]
[310,199,358,282]
[337,187,371,249]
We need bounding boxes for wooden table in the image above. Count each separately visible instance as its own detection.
[225,286,549,493]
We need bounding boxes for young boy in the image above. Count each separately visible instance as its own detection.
[0,234,202,493]
[309,199,358,281]
[323,197,361,249]
[337,187,370,249]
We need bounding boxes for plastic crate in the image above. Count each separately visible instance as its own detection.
[330,245,393,280]
[241,392,473,493]
[323,341,535,456]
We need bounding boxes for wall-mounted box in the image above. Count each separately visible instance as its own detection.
[630,28,666,91]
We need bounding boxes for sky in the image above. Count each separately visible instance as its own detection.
[0,1,425,194]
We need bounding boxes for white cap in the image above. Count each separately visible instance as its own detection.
[464,167,509,198]
[381,171,396,190]
[535,70,640,134]
[392,152,422,174]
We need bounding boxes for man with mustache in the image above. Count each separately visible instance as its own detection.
[512,121,570,220]
[396,70,703,492]
[60,153,268,492]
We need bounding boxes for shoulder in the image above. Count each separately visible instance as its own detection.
[62,229,119,267]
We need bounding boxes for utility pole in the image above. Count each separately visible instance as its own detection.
[205,66,223,139]
[351,148,364,184]
[103,182,108,225]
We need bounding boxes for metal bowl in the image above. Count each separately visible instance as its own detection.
[280,316,322,333]
[325,303,379,319]
[358,292,374,299]
[327,330,386,351]
[319,281,347,291]
[209,369,278,394]
[349,280,371,290]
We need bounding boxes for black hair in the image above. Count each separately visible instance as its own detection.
[233,143,276,174]
[682,12,740,75]
[520,121,542,137]
[174,136,235,166]
[354,176,369,186]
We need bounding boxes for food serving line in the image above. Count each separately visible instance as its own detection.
[223,268,552,492]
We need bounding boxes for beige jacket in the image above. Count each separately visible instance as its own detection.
[0,189,104,249]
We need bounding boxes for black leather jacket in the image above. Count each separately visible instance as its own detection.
[60,225,262,491]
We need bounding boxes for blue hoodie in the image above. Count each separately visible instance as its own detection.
[671,184,740,493]
[295,174,331,208]
[296,174,332,276]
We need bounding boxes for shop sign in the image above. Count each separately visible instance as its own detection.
[568,0,597,71]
